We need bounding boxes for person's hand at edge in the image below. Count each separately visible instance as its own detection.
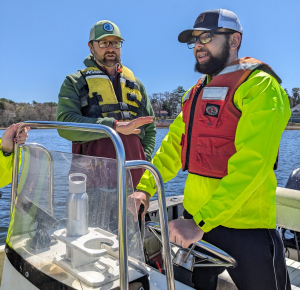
[1,123,30,154]
[127,190,151,222]
[116,116,154,135]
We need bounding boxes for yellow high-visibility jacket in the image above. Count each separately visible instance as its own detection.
[0,138,14,188]
[136,70,291,233]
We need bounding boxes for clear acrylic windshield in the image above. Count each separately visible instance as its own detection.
[7,144,147,289]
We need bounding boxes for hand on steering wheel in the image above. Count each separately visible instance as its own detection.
[168,219,204,249]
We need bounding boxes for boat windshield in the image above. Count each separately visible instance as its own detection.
[6,144,147,289]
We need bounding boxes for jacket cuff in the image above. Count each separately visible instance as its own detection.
[193,211,211,233]
[136,183,156,197]
[114,120,118,130]
[0,149,13,159]
[96,117,116,129]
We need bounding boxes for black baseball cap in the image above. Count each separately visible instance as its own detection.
[178,9,243,43]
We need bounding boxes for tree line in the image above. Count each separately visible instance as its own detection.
[0,86,298,127]
[148,86,186,118]
[0,98,57,127]
[285,88,300,108]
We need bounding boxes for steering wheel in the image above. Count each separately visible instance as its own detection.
[146,221,237,271]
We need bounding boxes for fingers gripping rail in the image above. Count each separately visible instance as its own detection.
[146,221,237,269]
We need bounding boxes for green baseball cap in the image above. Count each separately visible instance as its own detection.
[89,20,125,42]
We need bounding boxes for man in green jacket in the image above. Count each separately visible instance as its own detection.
[133,9,291,290]
[56,20,156,189]
[1,124,29,187]
[57,20,155,227]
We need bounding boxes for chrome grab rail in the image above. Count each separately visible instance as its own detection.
[126,161,175,290]
[11,121,175,290]
[146,221,237,269]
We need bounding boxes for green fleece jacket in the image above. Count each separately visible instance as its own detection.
[56,54,156,161]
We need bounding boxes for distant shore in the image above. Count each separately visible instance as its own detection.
[285,126,300,130]
[1,123,300,130]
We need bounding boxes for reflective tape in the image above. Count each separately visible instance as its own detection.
[218,63,261,76]
[202,87,229,101]
[182,87,194,103]
[85,74,110,80]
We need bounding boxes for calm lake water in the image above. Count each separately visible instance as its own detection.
[0,128,300,244]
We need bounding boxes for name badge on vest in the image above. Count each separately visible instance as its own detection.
[202,87,229,101]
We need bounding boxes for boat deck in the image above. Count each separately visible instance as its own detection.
[148,195,300,290]
[217,258,300,289]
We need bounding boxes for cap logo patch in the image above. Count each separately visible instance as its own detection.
[204,103,220,118]
[103,23,114,32]
[195,14,205,24]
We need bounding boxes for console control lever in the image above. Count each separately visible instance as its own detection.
[146,221,237,271]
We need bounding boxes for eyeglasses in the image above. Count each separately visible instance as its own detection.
[94,40,123,49]
[187,31,233,49]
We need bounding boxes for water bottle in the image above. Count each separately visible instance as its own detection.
[66,173,89,237]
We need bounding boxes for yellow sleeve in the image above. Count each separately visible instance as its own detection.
[0,138,14,188]
[194,70,291,232]
[136,112,185,196]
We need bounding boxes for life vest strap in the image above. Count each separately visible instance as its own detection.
[100,102,139,114]
[79,85,89,108]
[127,93,149,117]
[120,76,139,91]
[256,64,282,84]
[107,111,133,120]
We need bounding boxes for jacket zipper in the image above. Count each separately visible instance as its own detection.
[183,83,205,171]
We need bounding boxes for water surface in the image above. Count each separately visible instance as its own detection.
[0,128,299,244]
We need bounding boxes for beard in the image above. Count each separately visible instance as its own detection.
[194,40,230,76]
[94,51,119,67]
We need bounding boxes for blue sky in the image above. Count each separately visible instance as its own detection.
[0,0,299,104]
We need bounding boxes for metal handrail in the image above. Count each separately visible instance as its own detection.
[125,160,175,290]
[12,121,129,290]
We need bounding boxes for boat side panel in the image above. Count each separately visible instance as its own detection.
[0,255,39,290]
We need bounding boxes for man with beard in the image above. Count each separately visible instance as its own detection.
[132,9,291,290]
[57,21,155,226]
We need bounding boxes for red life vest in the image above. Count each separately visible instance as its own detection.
[181,57,281,179]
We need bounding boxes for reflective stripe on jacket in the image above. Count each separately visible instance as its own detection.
[136,58,291,232]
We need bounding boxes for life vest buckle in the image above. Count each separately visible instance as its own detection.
[127,93,137,101]
[120,111,132,120]
[126,79,135,90]
[119,102,129,111]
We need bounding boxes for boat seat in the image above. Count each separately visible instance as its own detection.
[276,187,300,233]
[217,258,300,290]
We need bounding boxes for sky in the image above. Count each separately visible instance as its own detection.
[0,0,299,104]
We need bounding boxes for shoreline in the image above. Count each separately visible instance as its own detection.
[285,126,300,130]
[1,125,300,130]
